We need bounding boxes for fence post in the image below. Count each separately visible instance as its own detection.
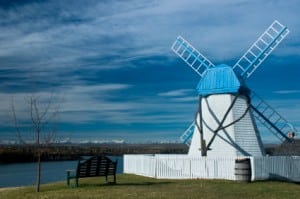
[190,158,192,179]
[249,156,254,181]
[154,156,157,178]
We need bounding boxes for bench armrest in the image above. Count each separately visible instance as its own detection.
[66,169,76,172]
[66,169,76,177]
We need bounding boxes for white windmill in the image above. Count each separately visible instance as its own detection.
[171,20,297,157]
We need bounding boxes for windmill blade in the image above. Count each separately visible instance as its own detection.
[250,91,296,143]
[233,20,289,79]
[180,121,195,146]
[171,36,215,77]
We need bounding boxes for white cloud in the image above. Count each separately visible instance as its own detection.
[1,0,299,72]
[273,90,300,94]
[158,89,194,97]
[171,97,198,102]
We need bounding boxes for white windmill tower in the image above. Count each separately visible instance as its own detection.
[171,20,297,157]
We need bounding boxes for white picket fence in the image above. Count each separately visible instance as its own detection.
[124,154,300,182]
[252,156,300,181]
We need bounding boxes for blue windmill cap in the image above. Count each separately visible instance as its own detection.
[196,64,247,96]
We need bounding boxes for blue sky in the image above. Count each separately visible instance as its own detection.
[0,0,299,144]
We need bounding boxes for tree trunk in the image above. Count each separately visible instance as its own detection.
[36,151,41,192]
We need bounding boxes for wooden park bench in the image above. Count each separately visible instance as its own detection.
[66,156,118,187]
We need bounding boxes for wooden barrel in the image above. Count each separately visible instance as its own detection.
[235,158,251,182]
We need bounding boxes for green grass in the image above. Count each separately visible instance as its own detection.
[0,174,299,199]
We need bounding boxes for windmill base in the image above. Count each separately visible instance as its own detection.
[188,94,265,157]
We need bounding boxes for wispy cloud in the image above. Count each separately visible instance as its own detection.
[273,90,300,94]
[0,0,299,142]
[158,89,194,97]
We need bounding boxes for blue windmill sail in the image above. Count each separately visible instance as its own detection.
[233,20,289,79]
[180,121,195,145]
[250,91,296,142]
[171,36,215,77]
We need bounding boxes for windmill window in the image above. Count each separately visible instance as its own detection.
[257,40,267,49]
[240,58,250,66]
[274,24,283,31]
[245,54,255,62]
[268,28,278,37]
[262,34,273,44]
[172,42,181,51]
[182,50,190,59]
[187,56,195,64]
[177,47,185,55]
[251,46,261,56]
[198,64,207,74]
[233,66,243,75]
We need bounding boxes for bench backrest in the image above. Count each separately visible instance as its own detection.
[76,156,117,178]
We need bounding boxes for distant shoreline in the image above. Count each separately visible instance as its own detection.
[0,143,188,164]
[1,141,299,164]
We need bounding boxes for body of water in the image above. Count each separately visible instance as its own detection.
[0,156,123,188]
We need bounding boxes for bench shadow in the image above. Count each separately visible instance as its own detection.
[113,181,172,186]
[78,181,172,188]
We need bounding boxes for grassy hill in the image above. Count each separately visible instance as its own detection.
[0,174,299,199]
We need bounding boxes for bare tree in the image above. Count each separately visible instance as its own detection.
[11,93,59,192]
